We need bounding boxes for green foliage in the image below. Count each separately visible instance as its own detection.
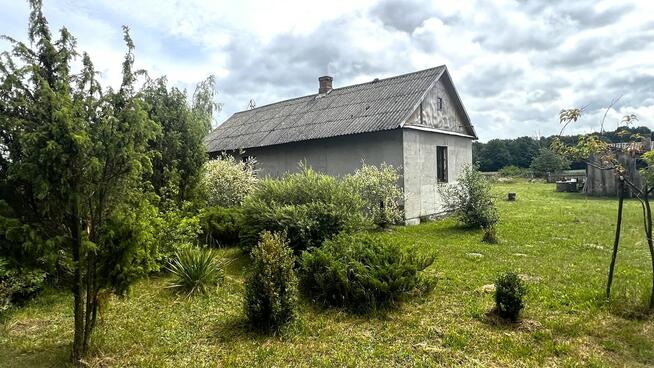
[473,126,652,172]
[199,206,243,247]
[494,272,527,321]
[153,207,202,264]
[497,165,526,178]
[344,163,403,228]
[201,155,258,207]
[0,259,46,313]
[475,139,515,172]
[299,233,434,313]
[439,165,499,231]
[240,166,366,252]
[167,246,225,297]
[141,76,218,207]
[0,3,180,360]
[244,232,298,332]
[529,148,570,177]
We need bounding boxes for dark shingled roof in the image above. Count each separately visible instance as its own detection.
[206,65,464,152]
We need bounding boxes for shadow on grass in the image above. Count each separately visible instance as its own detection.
[478,308,542,333]
[212,314,303,344]
[606,295,654,321]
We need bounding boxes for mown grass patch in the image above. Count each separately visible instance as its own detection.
[1,182,653,367]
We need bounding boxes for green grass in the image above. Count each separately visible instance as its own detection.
[2,182,654,367]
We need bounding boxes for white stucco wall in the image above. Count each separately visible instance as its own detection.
[402,128,472,223]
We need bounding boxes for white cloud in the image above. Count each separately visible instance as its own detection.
[1,0,653,141]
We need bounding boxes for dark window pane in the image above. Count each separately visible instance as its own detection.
[437,146,448,183]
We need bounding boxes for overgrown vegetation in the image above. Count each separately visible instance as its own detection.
[439,165,499,241]
[344,163,403,228]
[244,232,298,333]
[199,206,244,247]
[4,182,654,367]
[201,155,258,208]
[0,2,217,363]
[240,166,366,252]
[494,272,527,321]
[299,233,434,313]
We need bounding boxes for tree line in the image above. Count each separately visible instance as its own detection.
[473,126,653,172]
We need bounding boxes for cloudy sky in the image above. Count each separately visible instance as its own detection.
[1,0,653,141]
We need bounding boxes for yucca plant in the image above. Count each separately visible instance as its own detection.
[167,246,225,297]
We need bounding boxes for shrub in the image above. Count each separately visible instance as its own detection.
[167,246,225,297]
[154,208,203,265]
[498,165,524,178]
[244,232,298,332]
[530,148,569,178]
[439,165,499,232]
[199,206,243,247]
[0,258,46,312]
[201,155,257,207]
[240,166,366,252]
[344,163,403,228]
[494,272,527,321]
[299,233,434,313]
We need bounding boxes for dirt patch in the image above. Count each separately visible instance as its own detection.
[481,309,542,332]
[8,318,49,337]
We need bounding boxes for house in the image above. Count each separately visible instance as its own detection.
[204,65,477,224]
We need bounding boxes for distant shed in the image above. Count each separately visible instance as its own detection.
[584,139,652,197]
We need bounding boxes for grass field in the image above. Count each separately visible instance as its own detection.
[1,182,653,367]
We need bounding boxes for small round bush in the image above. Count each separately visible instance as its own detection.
[299,233,434,313]
[244,231,298,332]
[199,206,243,247]
[494,272,527,321]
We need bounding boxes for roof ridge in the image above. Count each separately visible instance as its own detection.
[232,65,446,115]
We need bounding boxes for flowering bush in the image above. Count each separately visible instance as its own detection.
[344,163,403,228]
[201,155,257,207]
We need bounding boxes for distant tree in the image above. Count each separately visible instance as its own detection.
[529,148,570,177]
[477,140,512,172]
[0,2,158,363]
[141,76,219,207]
[473,127,652,172]
[508,136,540,168]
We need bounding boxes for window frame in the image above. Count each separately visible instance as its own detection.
[436,146,448,183]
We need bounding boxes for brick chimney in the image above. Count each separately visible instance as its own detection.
[318,76,333,94]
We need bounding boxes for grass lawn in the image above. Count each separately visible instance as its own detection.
[2,181,654,367]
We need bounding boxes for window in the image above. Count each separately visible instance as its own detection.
[437,97,443,111]
[437,146,448,183]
